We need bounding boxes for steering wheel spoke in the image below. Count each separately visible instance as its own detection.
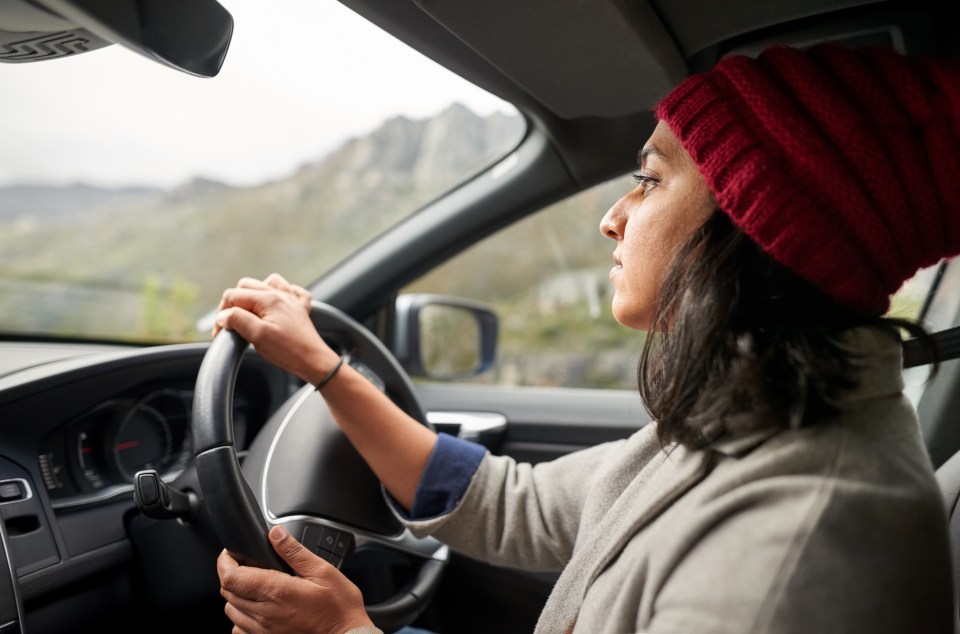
[273,516,449,567]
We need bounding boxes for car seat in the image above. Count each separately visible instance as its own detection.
[928,326,960,631]
[937,450,960,631]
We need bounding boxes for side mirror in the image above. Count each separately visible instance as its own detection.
[0,0,232,77]
[394,294,498,380]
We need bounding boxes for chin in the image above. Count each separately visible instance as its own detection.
[611,301,650,331]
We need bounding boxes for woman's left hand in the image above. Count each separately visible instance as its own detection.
[217,525,374,634]
[213,273,342,386]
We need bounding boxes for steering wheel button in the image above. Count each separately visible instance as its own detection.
[318,526,338,551]
[332,532,352,556]
[318,550,344,569]
[301,525,321,551]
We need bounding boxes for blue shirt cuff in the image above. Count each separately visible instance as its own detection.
[394,432,486,521]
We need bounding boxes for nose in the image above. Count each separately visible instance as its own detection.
[600,194,627,240]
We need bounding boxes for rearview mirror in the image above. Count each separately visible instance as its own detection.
[394,294,498,381]
[0,0,232,77]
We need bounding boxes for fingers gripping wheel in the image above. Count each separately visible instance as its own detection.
[192,300,446,632]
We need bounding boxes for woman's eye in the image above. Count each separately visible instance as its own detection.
[632,173,660,193]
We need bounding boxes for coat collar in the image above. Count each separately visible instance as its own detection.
[707,326,905,457]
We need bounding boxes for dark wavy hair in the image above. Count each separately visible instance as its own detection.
[639,211,934,450]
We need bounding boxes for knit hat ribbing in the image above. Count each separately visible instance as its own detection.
[656,44,960,315]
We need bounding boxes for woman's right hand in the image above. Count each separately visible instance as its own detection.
[213,273,341,386]
[218,525,376,634]
[216,273,437,511]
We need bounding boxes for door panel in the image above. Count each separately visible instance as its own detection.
[418,384,649,461]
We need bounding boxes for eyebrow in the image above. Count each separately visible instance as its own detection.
[637,144,669,168]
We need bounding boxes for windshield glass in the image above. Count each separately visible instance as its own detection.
[0,0,522,344]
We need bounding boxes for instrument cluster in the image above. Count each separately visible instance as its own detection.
[37,383,253,509]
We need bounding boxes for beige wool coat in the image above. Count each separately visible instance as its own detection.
[401,330,954,633]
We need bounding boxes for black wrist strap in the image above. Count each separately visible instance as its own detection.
[314,356,345,391]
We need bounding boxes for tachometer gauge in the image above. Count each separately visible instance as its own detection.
[70,403,116,492]
[78,428,108,489]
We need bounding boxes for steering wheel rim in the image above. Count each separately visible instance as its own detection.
[192,300,447,632]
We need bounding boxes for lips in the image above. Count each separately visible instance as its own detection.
[609,253,623,280]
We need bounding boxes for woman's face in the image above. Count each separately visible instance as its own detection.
[600,121,716,331]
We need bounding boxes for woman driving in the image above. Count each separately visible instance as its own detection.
[212,43,960,634]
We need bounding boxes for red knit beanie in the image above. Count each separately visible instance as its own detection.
[656,44,960,315]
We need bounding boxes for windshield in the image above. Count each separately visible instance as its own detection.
[0,0,522,344]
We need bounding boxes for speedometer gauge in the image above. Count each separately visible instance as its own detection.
[109,390,191,482]
[112,404,173,481]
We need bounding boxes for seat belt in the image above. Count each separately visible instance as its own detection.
[903,325,960,369]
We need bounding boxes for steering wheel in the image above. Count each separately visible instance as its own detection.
[192,300,448,633]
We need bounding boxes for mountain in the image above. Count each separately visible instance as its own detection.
[285,102,522,237]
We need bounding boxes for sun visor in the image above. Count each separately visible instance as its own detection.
[413,0,687,119]
[0,0,232,78]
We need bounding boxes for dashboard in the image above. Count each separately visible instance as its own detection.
[0,340,294,632]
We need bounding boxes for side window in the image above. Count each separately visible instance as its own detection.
[402,173,640,389]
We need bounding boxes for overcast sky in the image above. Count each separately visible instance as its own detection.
[0,0,513,188]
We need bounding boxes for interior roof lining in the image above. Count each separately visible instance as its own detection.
[648,0,883,56]
[348,0,932,123]
[412,0,686,119]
